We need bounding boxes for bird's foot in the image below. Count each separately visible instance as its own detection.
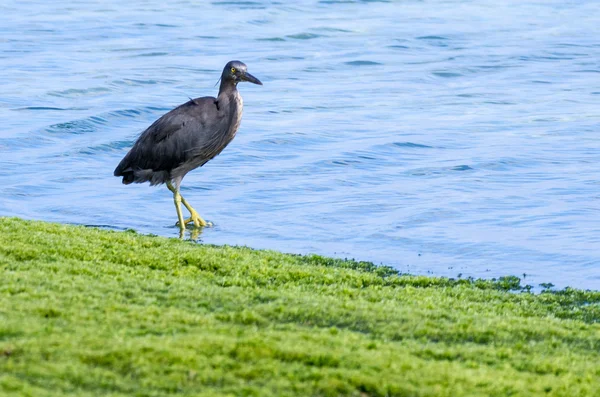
[183,211,210,228]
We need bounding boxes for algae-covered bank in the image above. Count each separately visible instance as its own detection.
[0,218,599,396]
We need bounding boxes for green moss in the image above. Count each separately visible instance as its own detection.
[0,217,599,396]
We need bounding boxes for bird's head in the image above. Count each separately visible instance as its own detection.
[221,60,262,86]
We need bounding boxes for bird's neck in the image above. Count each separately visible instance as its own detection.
[218,79,238,98]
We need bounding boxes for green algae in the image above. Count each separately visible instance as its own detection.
[0,217,599,396]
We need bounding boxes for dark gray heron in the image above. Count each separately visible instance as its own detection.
[114,60,262,231]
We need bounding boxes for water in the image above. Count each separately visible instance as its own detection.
[1,0,599,290]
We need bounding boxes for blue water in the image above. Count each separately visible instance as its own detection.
[1,0,599,289]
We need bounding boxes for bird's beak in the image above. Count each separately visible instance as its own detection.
[241,71,262,85]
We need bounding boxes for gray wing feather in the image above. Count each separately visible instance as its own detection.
[114,97,230,185]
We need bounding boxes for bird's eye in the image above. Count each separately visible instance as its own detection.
[231,67,236,73]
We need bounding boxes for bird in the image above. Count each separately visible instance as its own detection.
[114,60,262,232]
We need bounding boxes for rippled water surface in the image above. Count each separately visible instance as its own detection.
[1,0,599,289]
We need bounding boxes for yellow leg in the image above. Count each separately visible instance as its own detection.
[166,182,208,228]
[173,192,185,231]
[180,197,207,227]
[167,182,185,231]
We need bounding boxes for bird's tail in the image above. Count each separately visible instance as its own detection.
[121,172,135,185]
[115,167,170,186]
[114,160,134,184]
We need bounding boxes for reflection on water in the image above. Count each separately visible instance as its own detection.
[1,0,599,289]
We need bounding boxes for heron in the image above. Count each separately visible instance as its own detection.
[114,60,262,232]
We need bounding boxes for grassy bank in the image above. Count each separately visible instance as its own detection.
[0,217,599,396]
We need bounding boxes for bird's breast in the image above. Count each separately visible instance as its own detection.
[229,92,243,136]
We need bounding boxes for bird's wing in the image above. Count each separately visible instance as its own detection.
[115,97,229,175]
